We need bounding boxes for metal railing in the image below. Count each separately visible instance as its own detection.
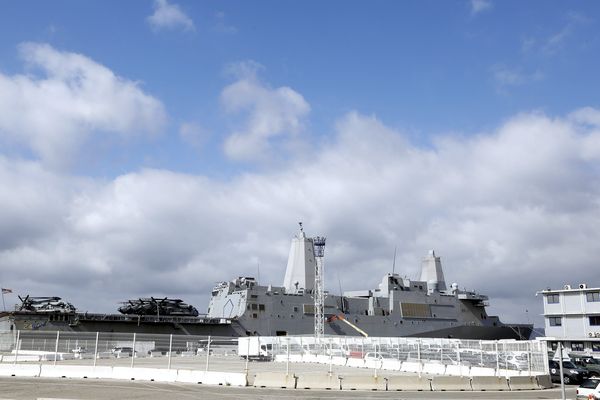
[1,330,548,377]
[0,330,239,371]
[241,336,549,376]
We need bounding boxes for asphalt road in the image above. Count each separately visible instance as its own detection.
[0,377,578,400]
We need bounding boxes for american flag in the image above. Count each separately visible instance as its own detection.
[1,288,12,294]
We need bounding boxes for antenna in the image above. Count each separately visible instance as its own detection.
[392,246,397,275]
[257,262,260,285]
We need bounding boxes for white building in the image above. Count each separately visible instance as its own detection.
[538,284,600,354]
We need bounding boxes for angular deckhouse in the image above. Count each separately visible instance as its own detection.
[207,226,532,339]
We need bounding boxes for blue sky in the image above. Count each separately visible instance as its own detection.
[1,0,600,328]
[2,0,598,175]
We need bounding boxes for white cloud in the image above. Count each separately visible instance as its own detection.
[569,107,600,128]
[491,64,544,90]
[470,0,492,15]
[0,43,166,168]
[1,108,600,327]
[214,11,237,34]
[220,62,310,162]
[147,0,195,32]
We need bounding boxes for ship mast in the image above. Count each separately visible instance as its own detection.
[313,235,326,344]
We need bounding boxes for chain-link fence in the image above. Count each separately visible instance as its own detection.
[1,330,548,377]
[241,336,549,376]
[0,330,239,371]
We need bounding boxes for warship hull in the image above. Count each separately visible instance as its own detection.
[1,227,533,340]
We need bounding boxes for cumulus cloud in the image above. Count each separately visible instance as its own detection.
[0,43,166,168]
[221,61,310,162]
[147,0,195,32]
[470,0,492,15]
[1,108,600,327]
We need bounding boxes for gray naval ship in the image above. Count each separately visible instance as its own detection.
[0,226,531,339]
[205,226,531,339]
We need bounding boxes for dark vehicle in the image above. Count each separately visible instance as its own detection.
[572,357,600,378]
[111,347,135,358]
[549,360,589,384]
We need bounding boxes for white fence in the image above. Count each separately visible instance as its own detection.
[239,336,549,376]
[1,330,548,378]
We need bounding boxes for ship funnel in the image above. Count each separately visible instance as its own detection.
[283,223,317,294]
[419,250,447,292]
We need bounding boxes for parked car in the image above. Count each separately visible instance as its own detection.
[572,357,600,378]
[111,347,135,358]
[500,353,529,369]
[549,360,589,384]
[576,378,600,399]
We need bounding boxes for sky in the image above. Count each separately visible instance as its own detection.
[0,0,599,329]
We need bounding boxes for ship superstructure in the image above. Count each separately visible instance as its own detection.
[206,226,531,339]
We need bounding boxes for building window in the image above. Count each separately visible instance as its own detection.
[590,316,600,326]
[571,342,584,351]
[593,343,600,352]
[547,294,560,304]
[587,292,600,302]
[549,317,562,326]
[550,342,558,351]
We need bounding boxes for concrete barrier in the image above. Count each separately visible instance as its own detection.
[253,372,296,389]
[331,356,347,366]
[204,371,246,386]
[112,367,178,382]
[315,355,328,363]
[535,374,553,389]
[289,354,302,363]
[364,359,382,370]
[346,358,365,368]
[381,359,401,371]
[422,362,446,375]
[508,376,539,391]
[273,354,287,363]
[469,366,495,376]
[0,364,40,377]
[176,369,205,384]
[386,375,431,391]
[39,365,112,379]
[431,375,472,391]
[40,365,93,379]
[471,376,510,391]
[302,354,319,363]
[340,375,386,391]
[400,361,421,373]
[445,364,469,376]
[296,373,340,390]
